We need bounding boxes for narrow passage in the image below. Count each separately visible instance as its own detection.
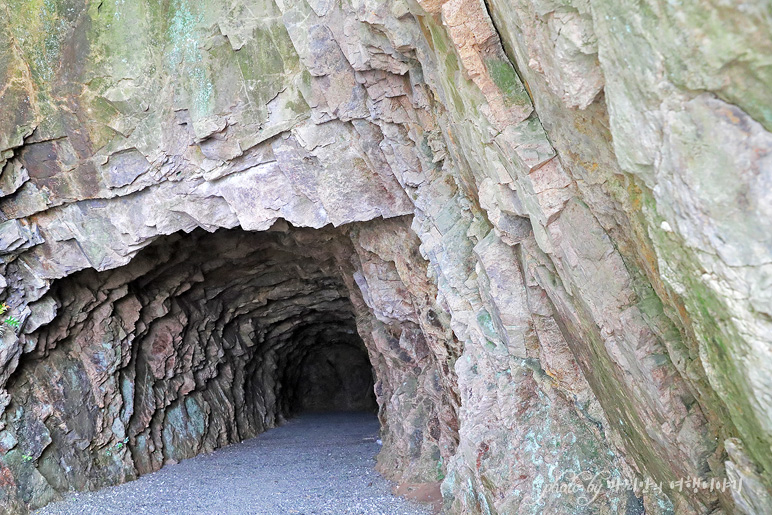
[35,413,433,515]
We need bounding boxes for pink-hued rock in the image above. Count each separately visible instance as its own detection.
[0,0,770,513]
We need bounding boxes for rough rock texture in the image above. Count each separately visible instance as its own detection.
[0,0,770,513]
[2,218,457,512]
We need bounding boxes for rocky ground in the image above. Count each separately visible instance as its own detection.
[34,413,433,515]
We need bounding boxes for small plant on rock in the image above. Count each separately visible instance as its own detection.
[0,303,21,333]
[436,457,445,481]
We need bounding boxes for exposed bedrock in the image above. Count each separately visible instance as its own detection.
[0,0,770,513]
[2,220,457,511]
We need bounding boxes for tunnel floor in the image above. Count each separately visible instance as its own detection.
[33,413,433,515]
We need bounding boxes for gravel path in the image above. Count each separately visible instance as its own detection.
[36,412,433,515]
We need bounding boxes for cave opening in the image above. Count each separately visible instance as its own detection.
[4,223,388,504]
[0,214,456,513]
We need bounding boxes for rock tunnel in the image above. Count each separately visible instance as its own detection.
[2,0,772,513]
[2,219,458,510]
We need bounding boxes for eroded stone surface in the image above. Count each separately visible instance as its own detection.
[0,0,770,513]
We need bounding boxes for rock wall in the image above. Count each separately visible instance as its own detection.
[0,0,770,513]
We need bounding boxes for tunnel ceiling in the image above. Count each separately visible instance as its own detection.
[1,0,771,513]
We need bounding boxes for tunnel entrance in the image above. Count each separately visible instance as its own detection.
[5,224,379,492]
[1,217,453,511]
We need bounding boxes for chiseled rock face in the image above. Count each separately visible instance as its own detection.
[0,0,770,513]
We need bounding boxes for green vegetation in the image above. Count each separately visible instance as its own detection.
[0,303,21,331]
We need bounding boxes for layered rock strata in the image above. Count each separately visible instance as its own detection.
[0,0,770,513]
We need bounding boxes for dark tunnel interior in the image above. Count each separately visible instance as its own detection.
[4,224,380,497]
